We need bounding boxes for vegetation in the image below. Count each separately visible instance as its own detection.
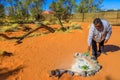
[42,21,51,25]
[81,65,89,70]
[0,24,19,32]
[49,0,76,31]
[0,50,13,56]
[0,0,45,23]
[69,23,82,30]
[0,50,5,55]
[0,0,103,41]
[83,51,90,56]
[0,4,5,25]
[0,0,103,24]
[76,0,103,22]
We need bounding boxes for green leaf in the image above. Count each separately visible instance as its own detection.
[81,65,89,70]
[83,51,90,56]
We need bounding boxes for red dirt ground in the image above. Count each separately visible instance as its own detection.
[0,22,120,80]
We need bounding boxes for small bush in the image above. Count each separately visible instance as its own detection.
[50,16,58,24]
[61,20,66,24]
[1,24,19,32]
[0,50,5,55]
[0,50,13,57]
[51,20,58,24]
[22,25,31,31]
[69,23,82,30]
[34,21,41,27]
[83,51,90,56]
[42,21,50,25]
[0,26,9,32]
[68,20,72,24]
[29,33,41,37]
[81,65,89,70]
[52,20,66,25]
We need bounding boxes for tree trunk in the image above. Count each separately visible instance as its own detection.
[57,16,64,28]
[0,23,55,44]
[82,12,84,22]
[16,23,55,43]
[57,16,66,31]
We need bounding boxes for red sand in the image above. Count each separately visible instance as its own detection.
[0,23,120,80]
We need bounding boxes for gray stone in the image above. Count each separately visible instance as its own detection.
[86,71,92,76]
[67,70,74,76]
[90,70,95,76]
[80,71,87,77]
[71,53,102,77]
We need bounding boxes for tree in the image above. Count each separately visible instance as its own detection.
[62,0,76,21]
[5,0,45,22]
[29,0,45,21]
[6,0,15,16]
[0,4,5,24]
[49,0,76,31]
[76,0,103,22]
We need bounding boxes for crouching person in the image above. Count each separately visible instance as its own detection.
[87,18,112,59]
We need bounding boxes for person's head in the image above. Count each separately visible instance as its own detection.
[93,18,102,29]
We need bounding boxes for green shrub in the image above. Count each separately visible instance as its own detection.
[1,24,19,32]
[0,50,5,55]
[51,20,57,24]
[52,20,65,25]
[61,20,66,24]
[81,65,89,70]
[51,16,57,24]
[42,21,50,25]
[83,51,90,56]
[22,25,31,31]
[29,33,40,37]
[69,23,82,30]
[0,50,13,56]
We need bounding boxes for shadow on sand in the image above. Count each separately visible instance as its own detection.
[0,65,24,79]
[105,76,113,80]
[105,44,120,53]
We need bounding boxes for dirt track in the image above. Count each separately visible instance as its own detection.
[0,23,120,80]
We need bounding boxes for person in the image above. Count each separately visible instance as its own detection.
[87,18,112,59]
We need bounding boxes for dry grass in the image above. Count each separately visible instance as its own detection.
[0,24,19,32]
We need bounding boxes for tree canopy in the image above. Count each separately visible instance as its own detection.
[0,0,103,23]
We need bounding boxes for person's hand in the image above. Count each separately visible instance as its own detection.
[105,39,108,43]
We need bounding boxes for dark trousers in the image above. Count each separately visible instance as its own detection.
[92,39,105,56]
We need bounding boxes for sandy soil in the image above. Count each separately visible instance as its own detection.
[0,22,120,80]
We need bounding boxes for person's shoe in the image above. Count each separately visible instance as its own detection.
[97,51,101,57]
[98,50,101,53]
[100,50,107,55]
[101,51,107,55]
[91,56,97,60]
[98,50,107,55]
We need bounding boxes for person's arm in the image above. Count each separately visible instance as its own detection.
[88,24,94,51]
[105,22,112,43]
